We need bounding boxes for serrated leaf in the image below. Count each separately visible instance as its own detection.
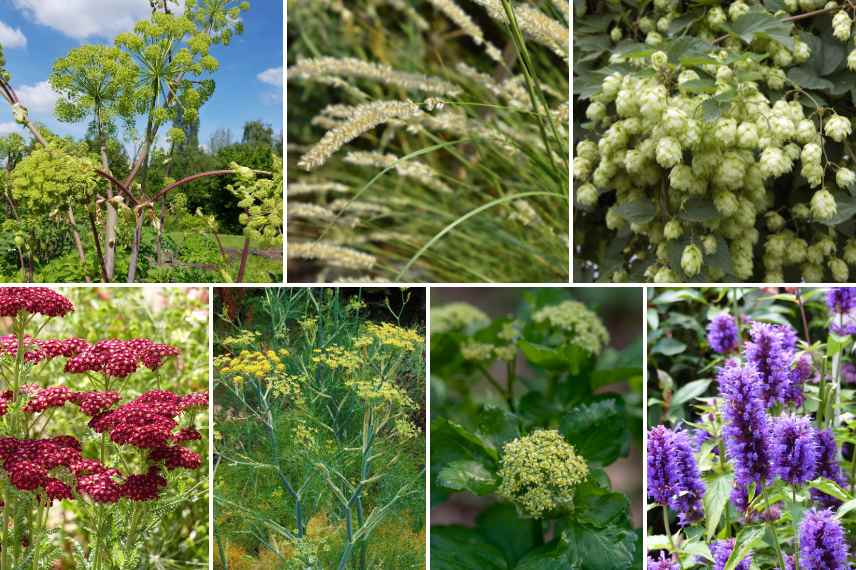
[729,10,795,50]
[437,460,497,495]
[787,66,834,90]
[431,526,508,570]
[704,471,735,540]
[560,397,628,465]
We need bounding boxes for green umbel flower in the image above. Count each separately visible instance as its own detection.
[497,430,589,519]
[532,300,610,355]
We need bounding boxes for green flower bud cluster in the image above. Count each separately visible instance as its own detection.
[497,430,589,519]
[532,300,609,355]
[430,302,490,334]
[228,156,283,244]
[574,0,856,282]
[10,144,98,213]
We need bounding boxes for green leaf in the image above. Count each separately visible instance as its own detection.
[562,523,637,570]
[431,526,509,570]
[573,481,631,528]
[560,396,628,465]
[518,340,568,370]
[729,10,795,50]
[787,66,834,90]
[651,337,687,356]
[513,540,568,570]
[476,405,521,450]
[652,289,706,304]
[809,477,850,502]
[477,504,539,567]
[679,197,720,222]
[665,36,715,63]
[437,460,498,495]
[613,199,656,224]
[723,527,765,570]
[704,471,735,540]
[671,379,712,407]
[836,498,856,519]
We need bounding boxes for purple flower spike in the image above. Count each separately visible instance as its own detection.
[827,288,856,314]
[842,362,856,385]
[711,539,752,570]
[811,429,849,508]
[718,361,773,498]
[707,313,740,354]
[647,553,679,570]
[647,426,705,525]
[828,287,856,336]
[745,322,797,407]
[800,509,850,570]
[772,415,817,485]
[787,353,814,405]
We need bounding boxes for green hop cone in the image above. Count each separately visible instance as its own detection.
[681,244,703,277]
[810,189,837,220]
[497,430,589,519]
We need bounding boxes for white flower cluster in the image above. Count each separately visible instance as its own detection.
[575,50,856,282]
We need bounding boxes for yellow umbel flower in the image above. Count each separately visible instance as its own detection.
[497,430,588,519]
[532,301,610,355]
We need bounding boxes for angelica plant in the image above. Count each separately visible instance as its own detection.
[287,0,569,283]
[0,287,208,569]
[430,289,643,568]
[575,0,856,282]
[646,286,856,569]
[214,288,425,569]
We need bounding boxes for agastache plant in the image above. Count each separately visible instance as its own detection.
[0,287,206,569]
[647,287,856,569]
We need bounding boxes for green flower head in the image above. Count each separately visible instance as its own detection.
[497,430,589,519]
[532,300,610,355]
[431,302,490,335]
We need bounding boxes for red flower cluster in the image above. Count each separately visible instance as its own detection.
[89,390,207,468]
[18,386,120,416]
[0,391,11,416]
[0,433,199,504]
[0,288,74,318]
[65,339,180,377]
[120,468,167,501]
[0,336,179,378]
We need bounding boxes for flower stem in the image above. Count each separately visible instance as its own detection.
[663,507,683,569]
[763,487,787,570]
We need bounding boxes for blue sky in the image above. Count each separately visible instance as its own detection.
[0,0,282,151]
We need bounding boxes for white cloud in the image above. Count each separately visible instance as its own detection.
[12,0,152,39]
[0,21,27,48]
[257,67,283,87]
[17,81,59,114]
[0,122,22,136]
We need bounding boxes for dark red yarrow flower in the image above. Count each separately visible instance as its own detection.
[44,478,73,502]
[173,428,202,442]
[64,339,179,377]
[76,470,122,503]
[120,468,167,501]
[149,445,202,470]
[0,288,74,318]
[69,391,120,416]
[0,391,11,417]
[7,460,47,490]
[24,386,73,413]
[179,392,208,411]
